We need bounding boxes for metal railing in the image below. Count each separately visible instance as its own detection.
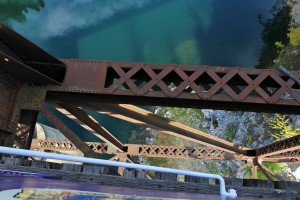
[0,146,237,197]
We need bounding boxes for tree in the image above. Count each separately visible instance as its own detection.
[266,114,299,141]
[0,0,45,25]
[256,0,293,68]
[288,27,300,47]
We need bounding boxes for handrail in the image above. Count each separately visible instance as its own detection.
[0,146,237,197]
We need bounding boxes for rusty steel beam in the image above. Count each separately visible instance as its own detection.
[97,110,170,132]
[31,139,109,154]
[0,23,66,84]
[24,111,38,150]
[268,149,300,158]
[31,139,247,161]
[251,164,258,179]
[259,163,283,181]
[54,104,124,152]
[39,105,98,158]
[47,60,300,114]
[126,144,246,160]
[255,134,300,157]
[262,150,300,163]
[83,103,251,155]
[0,69,21,134]
[262,157,300,164]
[253,158,272,180]
[256,162,272,180]
[28,138,300,164]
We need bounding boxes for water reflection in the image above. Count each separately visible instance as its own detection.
[256,0,293,68]
[11,0,159,40]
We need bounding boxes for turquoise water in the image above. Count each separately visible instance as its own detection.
[8,0,276,143]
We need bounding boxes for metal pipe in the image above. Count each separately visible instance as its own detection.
[0,146,237,197]
[279,66,300,86]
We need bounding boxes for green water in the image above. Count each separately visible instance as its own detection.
[5,0,277,143]
[78,0,202,64]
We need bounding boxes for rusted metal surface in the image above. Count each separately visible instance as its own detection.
[0,69,20,133]
[0,51,62,85]
[270,149,300,160]
[262,157,300,164]
[30,138,300,165]
[84,103,251,155]
[31,139,109,154]
[0,129,13,147]
[52,103,249,155]
[39,105,99,158]
[126,144,245,160]
[57,103,124,152]
[47,59,300,114]
[254,134,300,157]
[24,111,38,150]
[258,162,283,181]
[31,139,246,161]
[1,25,300,182]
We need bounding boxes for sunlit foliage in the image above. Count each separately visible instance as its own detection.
[266,114,299,141]
[288,27,300,47]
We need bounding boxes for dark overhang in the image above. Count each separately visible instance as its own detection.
[0,23,66,85]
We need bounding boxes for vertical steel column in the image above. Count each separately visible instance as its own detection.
[24,111,39,150]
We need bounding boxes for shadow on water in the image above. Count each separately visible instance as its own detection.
[256,0,293,69]
[190,0,277,68]
[126,22,144,62]
[165,32,180,64]
[40,1,172,144]
[46,0,170,60]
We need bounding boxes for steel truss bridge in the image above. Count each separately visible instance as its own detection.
[0,23,299,181]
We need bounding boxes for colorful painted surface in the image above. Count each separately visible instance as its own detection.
[0,174,258,200]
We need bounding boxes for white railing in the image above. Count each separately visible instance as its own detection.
[0,146,237,197]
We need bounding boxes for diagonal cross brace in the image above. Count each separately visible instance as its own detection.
[85,103,251,156]
[57,103,124,152]
[39,105,98,158]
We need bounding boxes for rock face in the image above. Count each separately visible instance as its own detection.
[145,107,300,180]
[201,110,273,148]
[292,0,300,26]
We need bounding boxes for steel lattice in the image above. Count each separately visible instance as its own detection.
[47,60,300,114]
[133,145,225,160]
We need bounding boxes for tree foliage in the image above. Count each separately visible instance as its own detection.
[0,0,45,25]
[256,0,293,68]
[266,114,299,141]
[245,162,286,180]
[288,27,300,47]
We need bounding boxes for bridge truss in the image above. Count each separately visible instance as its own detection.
[0,23,299,180]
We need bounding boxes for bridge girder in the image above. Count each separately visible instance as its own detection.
[0,23,300,181]
[47,59,300,114]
